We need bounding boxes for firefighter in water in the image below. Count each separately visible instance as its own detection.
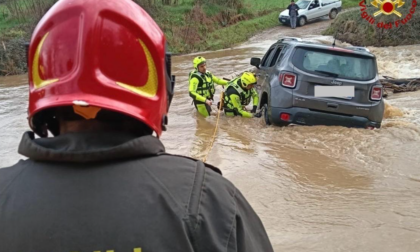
[189,56,228,117]
[0,0,274,251]
[223,72,263,118]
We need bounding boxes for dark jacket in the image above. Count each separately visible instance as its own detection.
[287,3,300,16]
[0,131,274,252]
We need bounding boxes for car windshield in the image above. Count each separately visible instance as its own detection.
[296,0,311,9]
[292,47,377,81]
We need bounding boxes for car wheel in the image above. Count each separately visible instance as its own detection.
[298,17,306,26]
[264,104,271,125]
[329,9,338,19]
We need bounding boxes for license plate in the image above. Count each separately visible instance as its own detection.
[314,85,354,99]
[281,19,286,22]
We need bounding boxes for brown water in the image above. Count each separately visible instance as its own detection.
[1,19,420,251]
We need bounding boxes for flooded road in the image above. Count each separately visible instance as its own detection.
[1,17,420,251]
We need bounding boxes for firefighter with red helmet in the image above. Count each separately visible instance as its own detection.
[0,0,274,251]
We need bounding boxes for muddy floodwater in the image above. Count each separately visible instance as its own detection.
[1,17,419,252]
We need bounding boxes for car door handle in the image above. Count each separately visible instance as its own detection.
[327,103,338,109]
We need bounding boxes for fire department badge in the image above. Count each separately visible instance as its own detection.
[371,0,405,17]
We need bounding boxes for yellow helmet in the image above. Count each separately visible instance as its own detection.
[240,72,257,88]
[193,56,206,69]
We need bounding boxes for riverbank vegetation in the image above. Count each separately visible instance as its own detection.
[0,0,364,76]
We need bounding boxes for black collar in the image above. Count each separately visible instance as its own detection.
[18,131,165,163]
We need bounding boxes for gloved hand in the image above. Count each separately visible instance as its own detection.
[253,111,262,118]
[251,105,257,113]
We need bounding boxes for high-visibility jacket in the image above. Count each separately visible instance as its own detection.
[223,78,259,118]
[189,70,227,103]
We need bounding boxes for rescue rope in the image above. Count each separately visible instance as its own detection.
[201,70,258,162]
[202,90,224,163]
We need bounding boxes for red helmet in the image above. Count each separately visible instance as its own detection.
[27,0,175,137]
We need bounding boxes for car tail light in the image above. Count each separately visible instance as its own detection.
[280,113,290,121]
[370,85,382,101]
[280,72,297,88]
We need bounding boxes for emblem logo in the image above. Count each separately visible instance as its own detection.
[372,0,405,17]
[359,0,416,29]
[331,80,343,85]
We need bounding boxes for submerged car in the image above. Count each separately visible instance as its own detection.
[251,37,384,129]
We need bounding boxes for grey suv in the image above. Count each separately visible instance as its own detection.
[251,37,384,129]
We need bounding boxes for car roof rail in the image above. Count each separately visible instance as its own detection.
[346,46,370,53]
[278,37,302,43]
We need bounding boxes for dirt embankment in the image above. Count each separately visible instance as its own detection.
[322,1,420,47]
[0,0,280,76]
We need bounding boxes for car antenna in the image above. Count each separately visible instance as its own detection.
[332,31,337,48]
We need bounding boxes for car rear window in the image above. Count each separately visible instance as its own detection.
[292,47,376,81]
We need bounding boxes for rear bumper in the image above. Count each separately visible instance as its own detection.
[270,106,381,128]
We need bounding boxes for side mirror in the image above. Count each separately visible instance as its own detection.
[24,42,30,68]
[250,57,261,69]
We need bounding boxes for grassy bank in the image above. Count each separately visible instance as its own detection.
[342,0,362,8]
[157,0,284,53]
[323,1,420,47]
[206,11,280,50]
[0,0,364,76]
[0,0,54,75]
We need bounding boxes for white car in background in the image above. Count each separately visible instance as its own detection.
[279,0,342,26]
